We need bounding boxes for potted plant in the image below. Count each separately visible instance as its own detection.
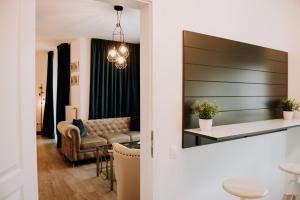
[281,98,300,120]
[193,101,219,131]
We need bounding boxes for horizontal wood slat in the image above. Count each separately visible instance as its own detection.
[183,31,287,62]
[184,97,283,112]
[184,109,282,129]
[184,64,287,84]
[184,47,287,73]
[185,81,287,97]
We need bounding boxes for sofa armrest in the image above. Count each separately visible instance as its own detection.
[57,121,81,151]
[126,131,140,142]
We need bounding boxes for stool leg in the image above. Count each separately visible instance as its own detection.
[282,194,296,200]
[291,195,296,200]
[284,175,298,196]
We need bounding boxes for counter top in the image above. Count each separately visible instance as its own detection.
[184,119,300,141]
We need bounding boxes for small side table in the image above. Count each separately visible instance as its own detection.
[96,147,114,191]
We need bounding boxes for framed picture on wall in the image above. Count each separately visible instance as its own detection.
[70,61,79,72]
[70,75,79,86]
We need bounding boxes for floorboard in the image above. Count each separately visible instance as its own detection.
[37,135,117,200]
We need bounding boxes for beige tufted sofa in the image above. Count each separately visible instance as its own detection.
[57,117,140,162]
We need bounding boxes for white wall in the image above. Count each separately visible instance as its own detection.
[69,38,91,120]
[35,51,48,131]
[36,38,90,123]
[78,38,91,120]
[286,2,300,118]
[151,0,300,199]
[70,39,81,109]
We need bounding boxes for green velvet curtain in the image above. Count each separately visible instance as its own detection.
[56,43,70,148]
[42,51,55,139]
[89,38,140,130]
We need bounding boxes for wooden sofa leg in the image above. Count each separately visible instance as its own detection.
[63,155,68,161]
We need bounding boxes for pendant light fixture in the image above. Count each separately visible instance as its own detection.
[107,5,129,69]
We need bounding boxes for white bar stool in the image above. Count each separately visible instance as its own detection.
[223,178,268,200]
[279,163,300,200]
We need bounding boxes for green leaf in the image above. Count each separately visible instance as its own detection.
[281,98,300,111]
[193,101,220,119]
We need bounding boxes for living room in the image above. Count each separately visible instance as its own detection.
[35,0,146,199]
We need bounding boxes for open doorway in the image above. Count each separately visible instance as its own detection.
[35,0,152,199]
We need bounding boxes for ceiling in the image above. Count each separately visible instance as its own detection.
[36,0,140,49]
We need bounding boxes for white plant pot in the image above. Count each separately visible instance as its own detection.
[283,111,294,120]
[199,119,213,131]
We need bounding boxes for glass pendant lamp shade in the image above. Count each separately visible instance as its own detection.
[114,55,127,69]
[118,43,129,58]
[107,46,118,62]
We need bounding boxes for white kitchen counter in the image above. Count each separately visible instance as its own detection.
[185,119,300,141]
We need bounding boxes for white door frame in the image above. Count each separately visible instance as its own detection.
[140,2,154,200]
[0,0,153,199]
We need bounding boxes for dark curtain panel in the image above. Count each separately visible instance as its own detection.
[56,43,70,148]
[42,51,55,139]
[89,38,140,130]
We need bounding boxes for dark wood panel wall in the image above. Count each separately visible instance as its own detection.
[183,31,288,148]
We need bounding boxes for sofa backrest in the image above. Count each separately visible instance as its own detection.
[84,117,131,136]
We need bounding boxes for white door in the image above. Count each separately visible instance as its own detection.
[0,0,38,199]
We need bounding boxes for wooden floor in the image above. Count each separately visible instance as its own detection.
[37,136,117,200]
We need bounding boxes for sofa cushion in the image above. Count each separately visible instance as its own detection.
[126,131,140,142]
[80,135,107,149]
[102,133,130,144]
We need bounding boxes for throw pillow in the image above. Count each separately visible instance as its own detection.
[73,119,87,137]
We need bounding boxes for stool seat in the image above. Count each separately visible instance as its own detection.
[223,178,268,199]
[279,163,300,176]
